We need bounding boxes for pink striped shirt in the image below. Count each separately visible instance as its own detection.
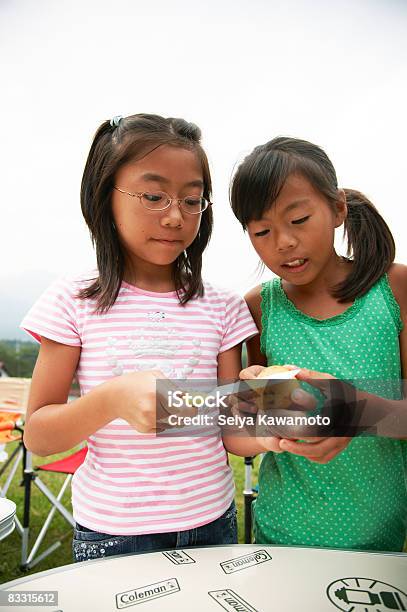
[21,273,258,535]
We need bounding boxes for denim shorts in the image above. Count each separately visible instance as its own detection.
[72,501,237,562]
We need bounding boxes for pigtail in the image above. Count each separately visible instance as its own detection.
[333,189,395,302]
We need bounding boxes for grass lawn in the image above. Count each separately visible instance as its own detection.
[0,443,259,585]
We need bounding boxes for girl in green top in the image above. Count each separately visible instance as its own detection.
[226,137,407,551]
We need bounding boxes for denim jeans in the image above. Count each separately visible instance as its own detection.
[72,501,237,562]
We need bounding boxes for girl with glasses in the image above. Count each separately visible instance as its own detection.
[21,114,258,561]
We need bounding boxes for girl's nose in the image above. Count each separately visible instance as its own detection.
[275,230,297,252]
[161,202,184,228]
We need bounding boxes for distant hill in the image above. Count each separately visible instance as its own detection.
[0,269,57,340]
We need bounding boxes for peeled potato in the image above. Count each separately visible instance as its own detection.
[254,365,300,410]
[257,365,295,379]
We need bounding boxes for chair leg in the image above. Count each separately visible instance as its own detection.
[1,443,77,571]
[244,456,254,544]
[34,476,75,526]
[13,513,23,536]
[20,446,34,570]
[0,443,24,536]
[0,444,23,498]
[25,475,73,570]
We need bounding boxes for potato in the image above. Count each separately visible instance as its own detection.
[253,365,300,410]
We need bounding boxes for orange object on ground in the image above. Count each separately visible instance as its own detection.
[0,411,22,442]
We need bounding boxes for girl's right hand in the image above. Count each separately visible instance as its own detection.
[239,365,266,379]
[236,363,316,451]
[236,364,284,451]
[107,369,181,433]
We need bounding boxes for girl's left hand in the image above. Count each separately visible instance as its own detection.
[281,366,352,463]
[278,436,351,463]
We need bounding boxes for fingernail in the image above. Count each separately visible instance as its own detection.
[292,388,308,402]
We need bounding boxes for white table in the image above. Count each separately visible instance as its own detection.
[0,544,406,611]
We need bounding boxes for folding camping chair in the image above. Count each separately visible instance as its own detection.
[243,455,259,543]
[0,377,88,570]
[20,446,87,569]
[0,377,31,504]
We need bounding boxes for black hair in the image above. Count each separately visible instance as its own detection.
[230,136,395,302]
[78,113,213,312]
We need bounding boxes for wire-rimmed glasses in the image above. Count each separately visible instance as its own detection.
[114,187,212,215]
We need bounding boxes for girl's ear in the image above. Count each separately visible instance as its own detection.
[334,189,347,228]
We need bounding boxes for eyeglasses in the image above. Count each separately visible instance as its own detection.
[114,187,212,215]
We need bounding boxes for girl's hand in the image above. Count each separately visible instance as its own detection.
[107,370,189,434]
[230,364,267,416]
[293,366,335,383]
[279,436,351,463]
[282,366,352,462]
[228,365,281,451]
[256,435,284,453]
[239,365,266,379]
[234,364,316,452]
[238,361,316,414]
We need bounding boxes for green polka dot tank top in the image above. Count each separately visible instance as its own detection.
[255,274,406,551]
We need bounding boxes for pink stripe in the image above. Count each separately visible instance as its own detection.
[73,492,234,526]
[73,476,231,508]
[75,463,229,489]
[88,449,220,459]
[73,497,234,534]
[77,362,220,371]
[93,427,214,435]
[88,447,222,456]
[75,472,231,499]
[80,312,224,321]
[89,434,219,445]
[80,327,222,337]
[224,320,256,338]
[23,321,79,342]
[79,369,221,379]
[89,435,220,447]
[85,454,225,471]
[88,439,223,454]
[22,329,80,346]
[78,452,226,476]
[89,432,217,442]
[82,303,230,312]
[73,491,235,521]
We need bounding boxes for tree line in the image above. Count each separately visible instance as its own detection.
[0,340,39,378]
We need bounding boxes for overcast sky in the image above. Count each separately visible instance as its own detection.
[1,0,406,339]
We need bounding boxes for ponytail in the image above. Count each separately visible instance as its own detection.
[230,137,396,303]
[333,189,395,302]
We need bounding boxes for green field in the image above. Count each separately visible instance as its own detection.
[0,444,259,585]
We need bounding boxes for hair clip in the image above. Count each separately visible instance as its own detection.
[110,115,123,128]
